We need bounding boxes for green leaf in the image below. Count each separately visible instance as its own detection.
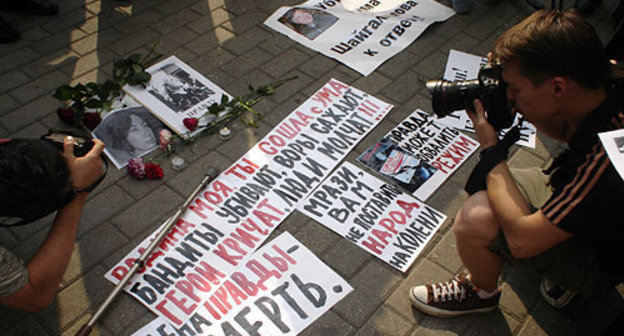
[101,101,112,111]
[85,98,101,108]
[54,85,74,101]
[129,54,141,63]
[133,71,151,83]
[75,84,87,93]
[131,64,142,73]
[248,84,255,91]
[257,86,275,95]
[113,68,123,79]
[220,95,229,105]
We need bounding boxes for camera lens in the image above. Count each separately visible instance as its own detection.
[426,79,480,117]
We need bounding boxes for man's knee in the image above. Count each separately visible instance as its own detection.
[453,191,500,242]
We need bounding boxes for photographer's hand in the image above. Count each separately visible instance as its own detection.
[63,136,105,192]
[467,98,499,148]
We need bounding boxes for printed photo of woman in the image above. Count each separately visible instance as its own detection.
[92,106,167,168]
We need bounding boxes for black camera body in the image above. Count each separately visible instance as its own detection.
[426,62,515,131]
[42,131,94,157]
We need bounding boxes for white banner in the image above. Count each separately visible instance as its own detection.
[436,49,537,148]
[105,79,391,326]
[130,232,353,336]
[264,0,455,76]
[360,109,479,200]
[298,162,446,272]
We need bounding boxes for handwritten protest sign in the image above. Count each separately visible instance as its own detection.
[130,232,352,336]
[435,49,537,148]
[298,162,446,272]
[360,109,479,200]
[123,56,232,138]
[106,79,392,326]
[264,0,455,76]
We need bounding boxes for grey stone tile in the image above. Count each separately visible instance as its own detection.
[321,237,372,279]
[298,54,338,79]
[6,120,49,138]
[0,47,40,75]
[60,48,117,79]
[380,70,425,105]
[60,313,113,336]
[216,121,273,161]
[0,94,20,116]
[1,94,60,133]
[108,28,160,56]
[260,94,307,127]
[222,26,273,55]
[300,310,355,336]
[188,46,236,74]
[411,315,470,336]
[111,185,183,238]
[351,72,392,95]
[166,150,231,197]
[99,294,152,335]
[228,10,269,33]
[38,266,114,332]
[152,8,201,34]
[186,26,235,55]
[63,222,129,283]
[267,70,314,104]
[262,48,311,79]
[463,310,521,336]
[10,70,70,105]
[413,50,448,81]
[187,7,231,35]
[258,32,298,57]
[116,310,158,336]
[220,47,273,79]
[152,26,200,56]
[291,220,342,257]
[426,229,463,275]
[353,306,414,336]
[4,315,51,336]
[114,10,164,34]
[378,50,421,80]
[77,185,134,237]
[333,260,402,326]
[0,70,29,93]
[154,0,198,16]
[41,7,93,34]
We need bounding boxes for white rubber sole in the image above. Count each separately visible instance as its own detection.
[408,287,498,318]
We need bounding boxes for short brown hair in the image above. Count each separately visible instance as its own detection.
[492,10,611,89]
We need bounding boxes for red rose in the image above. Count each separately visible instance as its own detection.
[183,117,199,131]
[57,107,75,124]
[144,162,164,180]
[82,112,102,130]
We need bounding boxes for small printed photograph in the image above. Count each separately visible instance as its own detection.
[147,63,214,113]
[614,136,624,153]
[92,106,167,168]
[278,7,338,40]
[357,137,438,193]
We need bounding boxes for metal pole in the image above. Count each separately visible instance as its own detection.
[74,167,219,336]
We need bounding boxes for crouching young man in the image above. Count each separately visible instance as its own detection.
[410,9,624,316]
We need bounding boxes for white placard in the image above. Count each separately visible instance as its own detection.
[360,109,479,200]
[130,232,353,336]
[436,49,537,148]
[264,0,455,76]
[123,56,232,138]
[298,162,446,272]
[599,129,624,182]
[105,79,392,326]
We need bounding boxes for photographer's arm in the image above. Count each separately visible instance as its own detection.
[0,138,105,312]
[469,100,571,258]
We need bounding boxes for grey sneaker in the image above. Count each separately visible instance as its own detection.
[540,278,575,308]
[409,273,500,317]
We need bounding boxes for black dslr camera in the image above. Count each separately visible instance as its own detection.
[426,61,515,131]
[42,131,94,157]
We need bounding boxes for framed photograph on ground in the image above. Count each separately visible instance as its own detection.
[92,106,167,169]
[122,56,232,138]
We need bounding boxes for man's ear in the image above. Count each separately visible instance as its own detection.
[552,77,567,98]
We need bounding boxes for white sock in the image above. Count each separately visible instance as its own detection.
[467,274,500,299]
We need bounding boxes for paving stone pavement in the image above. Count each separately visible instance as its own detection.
[0,0,622,335]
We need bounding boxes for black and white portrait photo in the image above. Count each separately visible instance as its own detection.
[278,7,338,40]
[147,63,214,113]
[614,136,624,153]
[92,106,167,168]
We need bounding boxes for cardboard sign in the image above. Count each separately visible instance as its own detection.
[106,79,391,326]
[130,232,353,336]
[298,162,446,272]
[264,0,454,76]
[599,129,624,182]
[436,50,537,148]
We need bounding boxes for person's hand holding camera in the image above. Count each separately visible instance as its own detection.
[63,136,105,194]
[467,98,499,149]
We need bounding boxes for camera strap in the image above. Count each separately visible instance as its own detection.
[464,121,522,195]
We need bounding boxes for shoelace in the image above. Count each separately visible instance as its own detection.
[431,279,466,301]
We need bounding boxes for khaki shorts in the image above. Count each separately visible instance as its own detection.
[488,168,616,295]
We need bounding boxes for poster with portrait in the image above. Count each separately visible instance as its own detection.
[298,162,446,272]
[599,129,624,182]
[128,232,353,336]
[264,0,455,76]
[435,49,537,148]
[357,136,439,194]
[92,106,167,169]
[123,56,232,138]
